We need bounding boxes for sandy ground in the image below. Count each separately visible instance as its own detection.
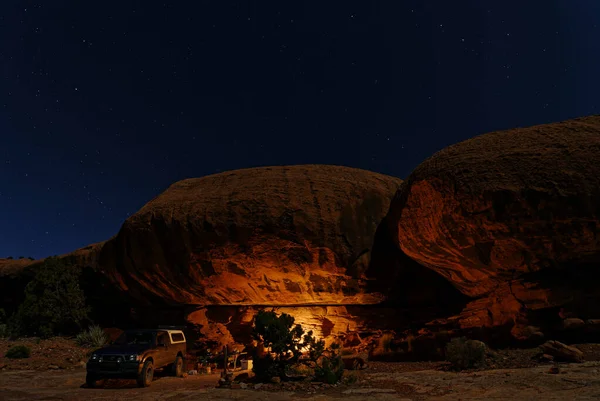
[3,338,600,400]
[2,362,600,401]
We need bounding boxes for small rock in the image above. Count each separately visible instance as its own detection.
[48,365,60,370]
[270,376,281,384]
[240,382,248,389]
[182,372,188,378]
[586,319,600,329]
[188,370,198,375]
[254,383,263,390]
[548,366,560,374]
[541,354,554,361]
[562,318,586,330]
[231,383,241,389]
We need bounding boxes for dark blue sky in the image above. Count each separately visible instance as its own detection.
[1,1,599,259]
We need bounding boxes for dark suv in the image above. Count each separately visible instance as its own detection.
[86,329,187,388]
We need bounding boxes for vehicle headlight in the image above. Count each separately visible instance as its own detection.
[128,354,139,361]
[90,354,99,361]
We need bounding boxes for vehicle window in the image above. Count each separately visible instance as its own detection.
[156,332,168,345]
[171,333,184,342]
[114,331,154,345]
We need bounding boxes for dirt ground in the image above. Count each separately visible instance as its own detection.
[3,338,600,400]
[2,361,600,400]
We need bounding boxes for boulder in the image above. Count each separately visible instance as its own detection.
[539,340,584,362]
[382,115,600,338]
[388,115,600,298]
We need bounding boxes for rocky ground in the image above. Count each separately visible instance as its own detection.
[2,360,600,400]
[2,338,600,400]
[0,337,92,371]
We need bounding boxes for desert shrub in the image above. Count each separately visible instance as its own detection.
[5,345,31,359]
[313,343,344,384]
[75,325,108,348]
[0,308,11,338]
[12,257,90,337]
[252,310,310,381]
[251,310,343,383]
[445,337,486,370]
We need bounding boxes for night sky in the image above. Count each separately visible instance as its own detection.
[1,1,600,259]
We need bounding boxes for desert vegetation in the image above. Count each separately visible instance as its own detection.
[3,257,91,339]
[5,344,31,359]
[251,310,344,384]
[74,325,108,348]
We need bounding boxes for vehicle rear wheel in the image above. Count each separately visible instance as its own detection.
[136,360,154,387]
[86,372,103,388]
[171,355,184,377]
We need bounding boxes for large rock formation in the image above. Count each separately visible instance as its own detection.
[97,165,402,307]
[87,165,410,346]
[384,115,600,340]
[1,165,409,348]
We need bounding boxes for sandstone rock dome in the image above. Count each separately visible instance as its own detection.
[98,164,402,307]
[388,115,600,299]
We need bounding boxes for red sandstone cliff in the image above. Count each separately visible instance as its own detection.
[97,165,402,307]
[384,115,600,339]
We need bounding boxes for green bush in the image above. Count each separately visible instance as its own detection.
[251,310,345,384]
[0,324,8,338]
[445,337,486,370]
[0,308,11,338]
[12,257,90,337]
[252,310,310,381]
[313,343,344,384]
[5,345,31,359]
[75,325,108,348]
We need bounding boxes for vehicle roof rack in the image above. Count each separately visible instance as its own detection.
[157,325,186,330]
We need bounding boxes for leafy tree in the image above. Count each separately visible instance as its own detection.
[13,257,90,337]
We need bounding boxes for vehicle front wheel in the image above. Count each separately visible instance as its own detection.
[86,372,103,388]
[136,360,154,387]
[171,355,184,377]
